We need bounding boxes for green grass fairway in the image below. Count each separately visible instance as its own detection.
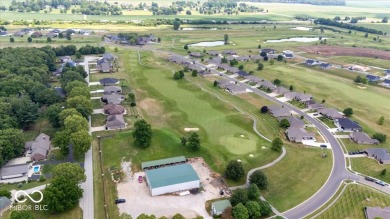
[262,145,332,212]
[316,184,390,219]
[351,157,390,183]
[220,135,257,154]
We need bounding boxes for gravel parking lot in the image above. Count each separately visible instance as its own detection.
[117,158,229,218]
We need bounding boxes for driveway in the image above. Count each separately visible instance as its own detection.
[89,82,100,86]
[93,109,104,114]
[91,126,106,132]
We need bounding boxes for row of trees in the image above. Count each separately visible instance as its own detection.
[314,18,386,35]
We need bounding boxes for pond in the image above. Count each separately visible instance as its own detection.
[290,27,313,31]
[266,37,327,43]
[188,41,225,47]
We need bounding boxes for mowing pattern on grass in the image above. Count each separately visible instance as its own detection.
[262,146,332,212]
[351,157,390,183]
[220,135,257,154]
[317,184,390,219]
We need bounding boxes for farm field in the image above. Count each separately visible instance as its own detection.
[315,184,390,219]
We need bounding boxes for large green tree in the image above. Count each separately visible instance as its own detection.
[188,132,201,151]
[271,137,283,152]
[46,104,63,128]
[133,119,153,148]
[247,184,260,201]
[249,170,268,190]
[64,115,89,133]
[233,203,249,219]
[70,130,92,158]
[246,201,262,219]
[66,96,93,118]
[230,189,248,206]
[0,129,24,167]
[44,163,85,214]
[225,160,245,181]
[68,86,91,99]
[10,211,34,219]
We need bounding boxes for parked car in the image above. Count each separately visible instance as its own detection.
[115,199,126,204]
[320,144,327,148]
[138,175,143,183]
[376,180,386,186]
[365,177,375,182]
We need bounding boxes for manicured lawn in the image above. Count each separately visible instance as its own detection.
[91,114,107,127]
[262,145,332,212]
[0,181,49,192]
[92,99,103,109]
[316,184,390,219]
[23,117,58,141]
[317,117,337,128]
[47,148,66,161]
[351,157,390,183]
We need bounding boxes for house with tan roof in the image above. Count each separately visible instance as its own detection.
[105,114,126,130]
[25,133,51,161]
[285,127,315,143]
[268,105,292,118]
[318,108,343,120]
[103,104,126,115]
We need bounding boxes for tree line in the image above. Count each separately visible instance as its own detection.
[245,0,346,6]
[314,18,386,35]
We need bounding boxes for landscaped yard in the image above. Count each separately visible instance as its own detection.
[351,157,390,183]
[315,184,390,219]
[262,145,332,212]
[91,114,107,127]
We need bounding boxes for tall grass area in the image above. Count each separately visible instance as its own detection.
[351,158,390,183]
[316,184,390,219]
[262,145,332,212]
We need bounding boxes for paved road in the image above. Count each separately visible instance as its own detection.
[79,56,95,219]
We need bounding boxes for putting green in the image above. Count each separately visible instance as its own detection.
[220,135,257,155]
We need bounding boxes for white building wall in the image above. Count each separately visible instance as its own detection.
[150,180,200,196]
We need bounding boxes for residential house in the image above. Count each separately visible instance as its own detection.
[365,206,390,219]
[384,69,390,76]
[103,104,125,115]
[283,50,294,59]
[236,70,250,77]
[100,78,119,86]
[0,163,30,180]
[169,55,186,64]
[364,148,390,164]
[350,132,379,145]
[236,56,250,62]
[278,116,305,128]
[103,86,122,94]
[245,75,263,85]
[211,200,232,216]
[272,86,289,95]
[189,52,203,58]
[334,118,362,132]
[96,58,112,73]
[0,196,12,215]
[103,53,115,61]
[307,103,325,110]
[295,93,313,102]
[318,108,343,120]
[136,34,156,45]
[60,56,72,63]
[198,70,213,77]
[216,79,232,89]
[250,55,262,61]
[268,105,292,118]
[223,50,237,55]
[25,133,51,161]
[206,51,219,56]
[46,32,57,38]
[207,57,222,65]
[225,84,247,95]
[21,28,33,33]
[284,92,301,100]
[366,74,380,82]
[0,31,8,37]
[261,48,277,54]
[285,127,315,143]
[101,94,125,105]
[30,31,43,38]
[187,63,204,72]
[106,114,126,130]
[13,31,24,37]
[320,63,332,70]
[382,79,390,88]
[305,59,320,66]
[259,80,276,90]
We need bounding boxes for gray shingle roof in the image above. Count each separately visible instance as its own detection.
[99,78,118,86]
[0,163,29,178]
[365,206,390,219]
[278,116,305,128]
[335,118,362,130]
[0,197,11,211]
[350,132,379,144]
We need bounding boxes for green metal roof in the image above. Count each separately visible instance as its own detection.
[212,199,232,213]
[141,156,186,169]
[145,164,199,189]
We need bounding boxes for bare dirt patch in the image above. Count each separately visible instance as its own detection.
[238,93,272,107]
[298,46,390,60]
[138,97,166,127]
